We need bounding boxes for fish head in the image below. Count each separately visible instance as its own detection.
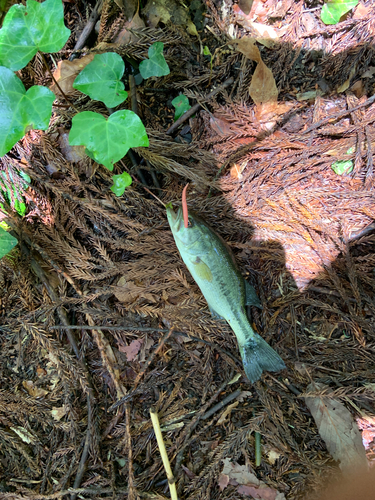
[166,205,211,253]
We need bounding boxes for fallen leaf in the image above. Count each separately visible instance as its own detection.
[10,426,38,444]
[234,37,261,63]
[233,1,269,24]
[221,458,259,487]
[250,21,279,41]
[238,0,254,15]
[22,380,48,398]
[51,54,95,96]
[238,390,252,402]
[209,116,233,136]
[238,483,278,500]
[350,80,364,98]
[58,129,86,162]
[142,0,198,35]
[51,406,68,421]
[217,401,239,425]
[353,1,371,19]
[114,0,137,20]
[218,473,230,491]
[267,449,281,465]
[119,339,142,361]
[301,12,318,33]
[304,382,368,472]
[296,90,317,101]
[219,458,285,498]
[249,60,278,104]
[361,66,375,78]
[337,65,356,93]
[114,11,145,44]
[36,366,47,377]
[234,37,278,105]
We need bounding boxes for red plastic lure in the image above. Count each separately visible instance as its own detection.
[182,184,189,228]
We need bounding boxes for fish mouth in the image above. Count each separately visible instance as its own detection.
[166,205,184,232]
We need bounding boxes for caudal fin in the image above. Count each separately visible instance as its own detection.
[239,335,285,383]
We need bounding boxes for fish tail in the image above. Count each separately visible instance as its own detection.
[238,334,285,384]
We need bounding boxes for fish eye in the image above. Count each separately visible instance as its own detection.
[187,218,193,227]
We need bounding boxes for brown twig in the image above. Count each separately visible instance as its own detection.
[166,77,234,136]
[69,0,103,57]
[39,52,79,112]
[125,404,140,500]
[201,389,242,420]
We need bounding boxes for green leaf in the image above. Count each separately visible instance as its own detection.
[0,169,30,217]
[0,226,17,259]
[139,42,170,79]
[0,66,55,157]
[331,160,353,175]
[73,53,128,108]
[110,172,132,196]
[0,170,31,217]
[0,0,71,71]
[321,0,358,24]
[69,110,149,171]
[203,45,212,56]
[171,95,191,121]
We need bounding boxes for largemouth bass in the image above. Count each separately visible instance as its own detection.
[166,205,285,383]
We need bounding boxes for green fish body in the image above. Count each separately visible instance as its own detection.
[166,205,285,383]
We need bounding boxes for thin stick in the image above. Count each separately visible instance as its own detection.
[126,404,139,500]
[132,177,166,207]
[39,52,79,112]
[201,389,241,420]
[150,409,178,500]
[166,77,234,135]
[69,0,103,57]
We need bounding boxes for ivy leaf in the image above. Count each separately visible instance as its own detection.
[73,53,128,108]
[171,95,191,121]
[0,0,71,71]
[110,172,132,196]
[331,160,353,175]
[69,110,149,171]
[139,42,170,79]
[321,0,358,24]
[0,226,17,259]
[0,66,55,157]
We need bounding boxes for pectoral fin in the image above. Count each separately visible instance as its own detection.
[190,256,213,282]
[245,280,262,309]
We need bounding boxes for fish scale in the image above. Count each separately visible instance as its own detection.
[166,204,286,383]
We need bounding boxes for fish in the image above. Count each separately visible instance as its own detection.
[166,204,285,383]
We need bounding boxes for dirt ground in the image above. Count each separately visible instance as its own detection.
[1,0,375,499]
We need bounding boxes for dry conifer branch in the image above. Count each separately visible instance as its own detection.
[150,408,178,500]
[133,328,174,391]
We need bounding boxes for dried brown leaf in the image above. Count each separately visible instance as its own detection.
[304,382,368,472]
[234,37,278,104]
[114,12,145,44]
[221,458,259,487]
[22,380,48,398]
[119,339,142,361]
[51,54,95,96]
